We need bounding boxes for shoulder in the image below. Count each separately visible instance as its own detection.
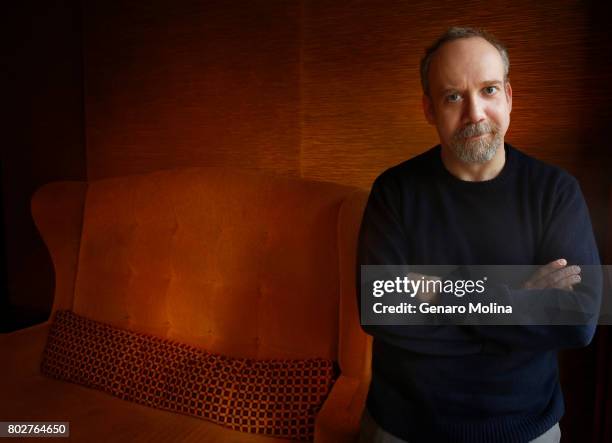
[510,145,587,229]
[364,146,438,213]
[509,144,579,192]
[372,145,440,191]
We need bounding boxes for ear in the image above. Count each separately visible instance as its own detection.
[505,81,512,113]
[422,94,435,125]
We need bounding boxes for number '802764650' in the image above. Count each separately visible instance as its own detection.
[8,424,66,434]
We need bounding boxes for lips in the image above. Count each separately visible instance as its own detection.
[466,133,489,140]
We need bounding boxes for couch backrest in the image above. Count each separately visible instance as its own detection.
[35,168,366,362]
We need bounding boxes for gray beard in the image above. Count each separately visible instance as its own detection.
[450,121,502,164]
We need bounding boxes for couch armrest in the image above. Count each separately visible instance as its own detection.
[31,181,87,315]
[314,374,369,443]
[0,321,51,379]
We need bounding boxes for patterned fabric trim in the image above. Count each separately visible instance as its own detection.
[41,310,337,441]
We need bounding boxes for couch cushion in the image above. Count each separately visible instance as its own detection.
[41,311,337,441]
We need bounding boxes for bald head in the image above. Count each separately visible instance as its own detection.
[428,37,507,101]
[420,27,509,97]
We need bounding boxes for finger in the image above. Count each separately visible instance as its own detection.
[528,259,567,284]
[530,272,581,290]
[523,259,567,289]
[544,273,581,290]
[531,265,581,289]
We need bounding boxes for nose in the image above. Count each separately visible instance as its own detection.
[464,95,486,124]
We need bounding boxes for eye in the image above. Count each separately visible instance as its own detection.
[483,86,498,95]
[446,93,461,103]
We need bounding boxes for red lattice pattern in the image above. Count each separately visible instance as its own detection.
[41,310,337,441]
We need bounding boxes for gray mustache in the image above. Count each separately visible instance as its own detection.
[455,121,499,139]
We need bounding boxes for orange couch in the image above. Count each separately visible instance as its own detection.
[0,167,372,443]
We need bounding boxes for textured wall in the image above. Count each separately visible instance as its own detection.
[85,2,608,182]
[302,1,605,184]
[84,0,302,179]
[84,1,610,237]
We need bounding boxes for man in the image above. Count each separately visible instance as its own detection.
[357,27,602,443]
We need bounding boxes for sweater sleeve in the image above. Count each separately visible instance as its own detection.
[357,171,602,354]
[357,173,484,356]
[461,175,602,351]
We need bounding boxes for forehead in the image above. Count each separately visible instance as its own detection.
[428,37,505,92]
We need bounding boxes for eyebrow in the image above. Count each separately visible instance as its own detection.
[441,80,503,95]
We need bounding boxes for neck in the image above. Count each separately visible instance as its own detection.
[440,143,506,182]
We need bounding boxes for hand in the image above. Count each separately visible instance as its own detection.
[522,259,581,291]
[407,272,442,303]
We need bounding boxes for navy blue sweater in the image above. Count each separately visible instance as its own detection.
[357,144,602,443]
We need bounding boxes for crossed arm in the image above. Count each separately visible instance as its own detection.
[357,174,603,354]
